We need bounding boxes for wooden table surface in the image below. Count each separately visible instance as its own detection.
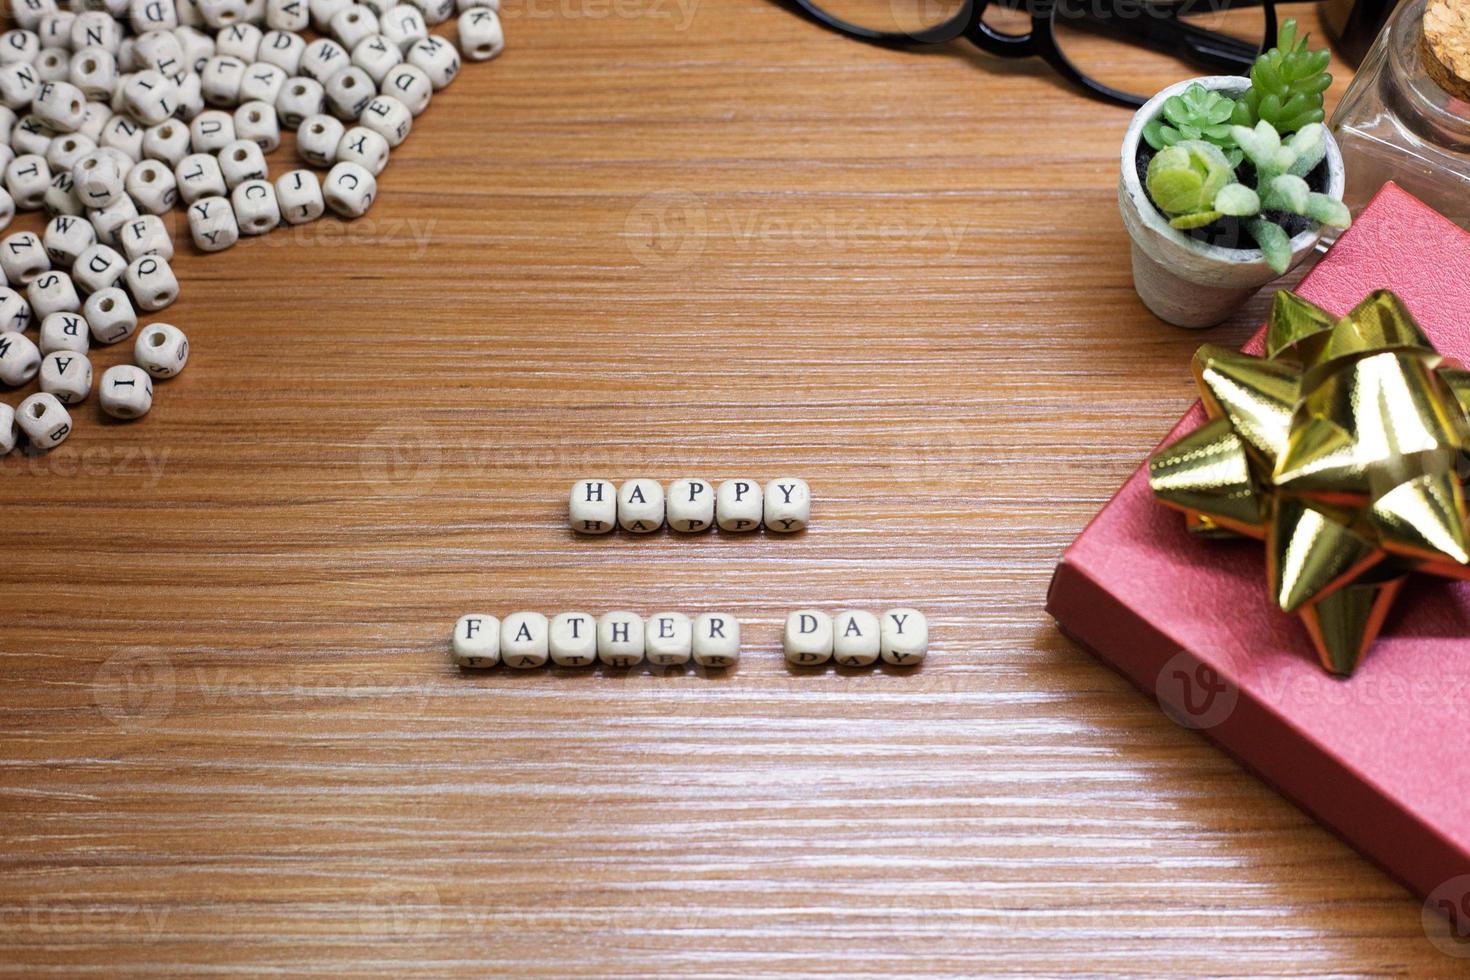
[2,1,1461,975]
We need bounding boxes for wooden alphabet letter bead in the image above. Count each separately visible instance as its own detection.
[38,349,90,403]
[500,611,548,669]
[0,402,14,455]
[665,478,713,533]
[230,178,280,234]
[691,613,739,668]
[39,311,88,354]
[16,391,70,449]
[218,138,267,189]
[71,242,124,294]
[98,362,152,418]
[174,151,227,204]
[451,613,499,668]
[274,169,324,224]
[1,229,50,284]
[43,213,95,267]
[124,254,177,310]
[617,478,663,533]
[187,195,239,252]
[133,322,187,378]
[645,612,691,666]
[335,125,387,175]
[0,287,30,333]
[379,62,430,115]
[456,7,501,61]
[0,329,41,386]
[548,612,596,667]
[124,159,179,215]
[879,608,927,666]
[323,160,374,217]
[295,113,344,167]
[716,478,762,532]
[119,214,173,262]
[783,609,833,666]
[596,611,644,668]
[189,110,236,154]
[82,286,135,344]
[5,154,52,211]
[763,478,810,533]
[357,93,409,146]
[275,77,325,129]
[26,269,78,318]
[568,478,615,534]
[832,610,879,667]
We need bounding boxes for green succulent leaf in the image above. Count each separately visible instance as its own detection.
[1305,192,1352,228]
[1249,218,1293,275]
[1268,174,1311,213]
[1215,183,1261,216]
[1169,210,1223,230]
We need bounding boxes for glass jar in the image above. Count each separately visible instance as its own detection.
[1330,0,1470,229]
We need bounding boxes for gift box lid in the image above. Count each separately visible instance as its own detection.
[1048,182,1470,901]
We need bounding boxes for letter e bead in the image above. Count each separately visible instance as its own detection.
[451,613,499,668]
[645,612,691,666]
[617,478,663,533]
[568,478,614,534]
[783,609,833,666]
[880,608,928,666]
[500,611,548,669]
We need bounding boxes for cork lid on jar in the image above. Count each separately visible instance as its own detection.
[1423,0,1470,102]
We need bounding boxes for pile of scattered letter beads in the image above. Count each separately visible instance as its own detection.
[0,0,505,455]
[570,478,811,534]
[452,611,741,670]
[784,609,927,667]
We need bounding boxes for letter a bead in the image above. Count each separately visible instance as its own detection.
[880,608,928,666]
[784,609,833,666]
[645,612,691,666]
[451,613,499,668]
[597,611,644,668]
[691,613,739,667]
[548,612,596,667]
[666,478,713,533]
[617,478,663,533]
[500,612,548,669]
[832,610,879,667]
[568,478,615,534]
[716,478,762,532]
[763,478,810,533]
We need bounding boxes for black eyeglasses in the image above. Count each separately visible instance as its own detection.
[790,0,1281,107]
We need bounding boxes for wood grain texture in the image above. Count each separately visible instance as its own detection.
[0,3,1459,975]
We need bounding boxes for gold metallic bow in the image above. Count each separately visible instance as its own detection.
[1149,289,1470,676]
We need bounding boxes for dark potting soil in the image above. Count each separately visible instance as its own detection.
[1135,143,1330,253]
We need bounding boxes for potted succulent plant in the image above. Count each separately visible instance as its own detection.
[1119,23,1351,328]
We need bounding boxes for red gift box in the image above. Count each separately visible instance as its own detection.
[1047,183,1470,900]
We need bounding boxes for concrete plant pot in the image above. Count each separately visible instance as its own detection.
[1119,75,1346,329]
